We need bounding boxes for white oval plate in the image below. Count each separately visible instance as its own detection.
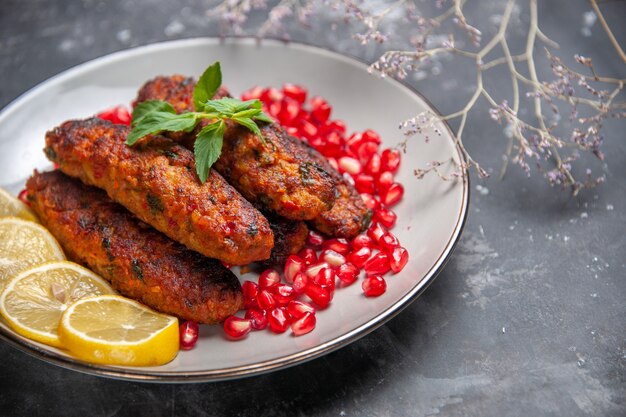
[0,38,468,382]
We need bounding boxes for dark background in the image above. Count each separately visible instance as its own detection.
[0,1,624,416]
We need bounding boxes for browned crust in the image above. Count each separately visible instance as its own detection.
[26,170,243,324]
[302,141,372,238]
[44,117,273,265]
[135,76,338,220]
[263,215,308,267]
[215,122,337,220]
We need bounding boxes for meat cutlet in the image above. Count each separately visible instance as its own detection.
[26,170,243,324]
[44,117,273,265]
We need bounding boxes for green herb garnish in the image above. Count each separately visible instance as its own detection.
[126,62,273,183]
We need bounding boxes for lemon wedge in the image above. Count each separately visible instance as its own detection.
[0,187,38,222]
[0,217,65,292]
[58,295,179,366]
[0,261,115,347]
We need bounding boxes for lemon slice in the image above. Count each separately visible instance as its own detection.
[58,295,179,366]
[0,187,38,222]
[0,217,65,292]
[0,261,115,347]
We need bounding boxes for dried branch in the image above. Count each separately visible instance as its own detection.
[207,0,626,195]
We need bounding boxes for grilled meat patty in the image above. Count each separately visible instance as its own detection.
[26,170,243,324]
[263,214,308,266]
[44,117,273,265]
[302,142,372,238]
[135,76,337,221]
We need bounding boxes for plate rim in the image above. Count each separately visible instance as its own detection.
[0,37,470,383]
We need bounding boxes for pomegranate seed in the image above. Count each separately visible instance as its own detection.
[18,189,30,207]
[346,132,364,152]
[374,208,397,229]
[325,131,343,152]
[326,119,346,135]
[292,272,309,294]
[321,238,351,255]
[361,193,380,210]
[390,246,409,273]
[381,148,401,173]
[283,83,307,103]
[286,126,299,136]
[367,222,388,243]
[347,246,372,268]
[362,275,387,297]
[376,171,394,193]
[287,300,316,319]
[364,153,381,176]
[327,157,339,171]
[320,249,346,267]
[381,183,404,207]
[336,262,360,285]
[284,255,305,283]
[363,252,391,276]
[351,234,377,250]
[379,232,400,254]
[257,289,276,311]
[242,281,259,309]
[268,101,281,117]
[97,106,131,125]
[223,316,252,339]
[260,87,283,104]
[309,266,335,288]
[278,99,300,126]
[354,173,376,194]
[305,262,330,278]
[241,86,263,101]
[356,141,379,164]
[297,248,318,266]
[245,308,268,330]
[291,312,316,336]
[338,156,362,175]
[179,321,199,350]
[268,307,291,333]
[305,283,331,308]
[362,129,382,145]
[258,269,280,289]
[310,96,331,123]
[273,284,296,306]
[306,230,325,247]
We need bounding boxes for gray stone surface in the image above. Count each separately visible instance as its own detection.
[0,1,624,416]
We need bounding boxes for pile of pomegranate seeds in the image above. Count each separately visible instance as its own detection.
[93,86,409,344]
[222,84,410,340]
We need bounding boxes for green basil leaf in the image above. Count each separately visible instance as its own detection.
[194,121,225,183]
[194,62,222,111]
[253,111,274,124]
[233,116,263,139]
[131,100,176,127]
[126,112,198,146]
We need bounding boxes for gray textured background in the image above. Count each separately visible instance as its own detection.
[0,1,624,416]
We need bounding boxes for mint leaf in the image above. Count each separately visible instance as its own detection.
[131,100,176,127]
[253,111,274,124]
[126,112,199,145]
[203,98,239,116]
[194,121,225,183]
[193,62,222,111]
[232,108,262,119]
[241,99,263,110]
[233,116,263,139]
